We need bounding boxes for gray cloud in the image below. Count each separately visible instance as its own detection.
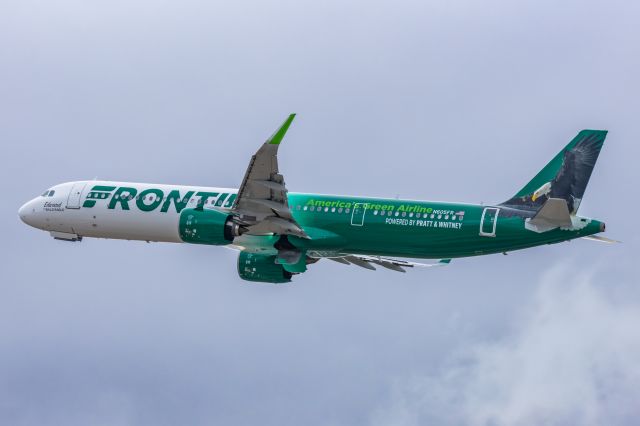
[373,263,640,426]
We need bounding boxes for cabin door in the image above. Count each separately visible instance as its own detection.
[66,183,86,209]
[479,207,499,237]
[351,203,367,226]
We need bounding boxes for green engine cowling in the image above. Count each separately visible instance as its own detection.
[237,252,293,284]
[179,208,237,245]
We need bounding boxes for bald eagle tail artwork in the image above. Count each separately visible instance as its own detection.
[500,129,607,216]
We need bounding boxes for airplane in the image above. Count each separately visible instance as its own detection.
[19,115,613,283]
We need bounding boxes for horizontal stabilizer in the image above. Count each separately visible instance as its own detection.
[581,235,621,244]
[525,197,571,233]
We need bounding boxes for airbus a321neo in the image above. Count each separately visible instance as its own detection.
[19,115,613,283]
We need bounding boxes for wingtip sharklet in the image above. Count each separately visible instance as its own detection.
[267,113,296,145]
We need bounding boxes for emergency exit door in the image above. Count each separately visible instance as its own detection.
[351,203,367,226]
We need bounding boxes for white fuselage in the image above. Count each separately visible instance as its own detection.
[19,181,238,242]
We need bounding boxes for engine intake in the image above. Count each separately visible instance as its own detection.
[179,208,241,245]
[237,252,293,284]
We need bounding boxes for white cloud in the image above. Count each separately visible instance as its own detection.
[373,264,640,426]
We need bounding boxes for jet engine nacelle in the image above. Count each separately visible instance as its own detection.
[237,252,293,284]
[179,208,241,245]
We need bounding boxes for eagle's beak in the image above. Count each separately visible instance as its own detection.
[531,182,552,202]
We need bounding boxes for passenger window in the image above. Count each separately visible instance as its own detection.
[373,210,378,215]
[338,208,343,213]
[324,207,329,212]
[345,208,350,213]
[331,207,336,212]
[303,206,308,211]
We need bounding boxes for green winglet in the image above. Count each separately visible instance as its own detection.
[267,113,296,145]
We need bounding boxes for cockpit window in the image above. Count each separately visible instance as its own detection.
[41,190,49,196]
[48,190,55,197]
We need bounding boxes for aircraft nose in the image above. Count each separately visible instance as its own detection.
[18,200,36,227]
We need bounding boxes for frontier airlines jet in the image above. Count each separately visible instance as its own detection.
[19,115,612,283]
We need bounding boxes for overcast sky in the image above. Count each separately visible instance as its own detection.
[1,0,639,425]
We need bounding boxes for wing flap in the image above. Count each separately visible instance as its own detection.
[251,180,287,193]
[344,255,377,270]
[318,253,451,272]
[246,216,309,239]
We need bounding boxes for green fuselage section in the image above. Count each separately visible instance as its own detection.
[257,193,603,259]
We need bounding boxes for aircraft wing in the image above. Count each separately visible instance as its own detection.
[231,114,309,239]
[323,254,451,272]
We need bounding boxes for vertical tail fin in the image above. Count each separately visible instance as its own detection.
[501,130,607,214]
